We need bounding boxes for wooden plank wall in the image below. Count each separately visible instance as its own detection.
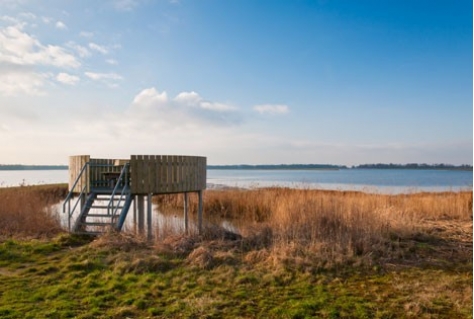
[89,158,130,189]
[69,155,205,195]
[69,155,90,193]
[130,155,206,194]
[69,156,130,193]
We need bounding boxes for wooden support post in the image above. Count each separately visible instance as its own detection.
[137,195,145,235]
[198,190,203,235]
[133,196,137,233]
[183,192,189,234]
[147,193,152,240]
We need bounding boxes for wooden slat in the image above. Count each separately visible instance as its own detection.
[69,155,89,193]
[123,154,207,194]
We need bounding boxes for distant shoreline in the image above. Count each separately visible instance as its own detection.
[207,164,472,171]
[0,164,472,171]
[0,165,68,171]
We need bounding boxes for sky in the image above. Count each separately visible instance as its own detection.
[0,0,472,166]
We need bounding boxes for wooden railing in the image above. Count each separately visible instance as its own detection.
[68,155,206,195]
[130,155,206,194]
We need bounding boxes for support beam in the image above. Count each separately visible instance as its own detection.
[133,196,137,233]
[198,190,203,235]
[147,193,153,240]
[137,195,145,235]
[183,192,189,234]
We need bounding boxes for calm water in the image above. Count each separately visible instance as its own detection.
[207,168,472,193]
[0,168,472,193]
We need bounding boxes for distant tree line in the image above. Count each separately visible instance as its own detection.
[207,164,347,170]
[353,163,473,170]
[0,165,68,170]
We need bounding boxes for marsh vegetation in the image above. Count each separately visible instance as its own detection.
[0,185,471,318]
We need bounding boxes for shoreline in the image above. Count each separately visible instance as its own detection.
[0,182,472,196]
[206,182,473,195]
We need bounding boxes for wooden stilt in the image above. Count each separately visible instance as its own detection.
[133,196,137,233]
[147,193,152,240]
[184,192,189,234]
[198,190,203,235]
[137,195,145,235]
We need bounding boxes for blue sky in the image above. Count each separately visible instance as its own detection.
[0,0,472,165]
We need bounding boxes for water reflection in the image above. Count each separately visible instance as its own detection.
[51,199,238,237]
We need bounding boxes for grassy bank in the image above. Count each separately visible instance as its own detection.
[0,185,472,318]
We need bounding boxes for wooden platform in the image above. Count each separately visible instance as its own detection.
[65,154,207,237]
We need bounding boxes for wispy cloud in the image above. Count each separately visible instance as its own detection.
[66,41,91,58]
[253,104,289,115]
[129,87,241,127]
[85,71,123,88]
[88,42,108,54]
[0,21,80,96]
[113,0,140,11]
[85,72,122,81]
[55,21,67,30]
[56,72,79,85]
[0,24,80,68]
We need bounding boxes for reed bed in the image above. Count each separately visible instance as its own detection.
[0,184,67,238]
[156,188,473,265]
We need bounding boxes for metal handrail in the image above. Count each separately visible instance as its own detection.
[63,161,131,231]
[107,163,130,222]
[63,162,90,231]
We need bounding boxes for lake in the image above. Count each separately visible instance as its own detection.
[0,168,472,194]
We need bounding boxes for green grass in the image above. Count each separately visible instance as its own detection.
[0,233,471,319]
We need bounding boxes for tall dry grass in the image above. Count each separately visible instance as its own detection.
[156,188,472,263]
[0,184,67,238]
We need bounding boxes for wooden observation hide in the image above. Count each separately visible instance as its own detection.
[64,155,207,238]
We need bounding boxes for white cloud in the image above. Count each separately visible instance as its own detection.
[56,72,79,85]
[253,104,289,115]
[174,91,202,106]
[85,72,123,81]
[84,71,123,88]
[0,24,80,68]
[128,87,241,127]
[0,15,21,24]
[0,69,47,96]
[66,41,91,58]
[132,87,168,107]
[105,58,118,65]
[89,42,108,54]
[55,21,67,30]
[174,91,236,111]
[200,101,236,111]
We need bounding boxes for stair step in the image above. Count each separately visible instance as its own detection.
[86,214,117,218]
[90,205,124,209]
[81,221,114,226]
